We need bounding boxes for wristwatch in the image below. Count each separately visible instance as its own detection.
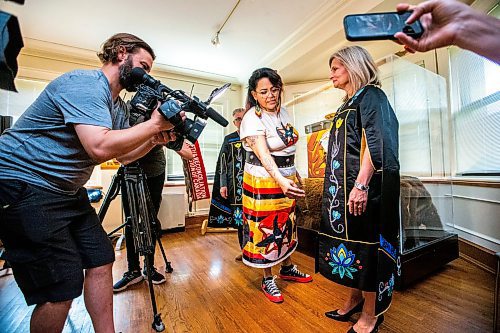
[354,181,369,192]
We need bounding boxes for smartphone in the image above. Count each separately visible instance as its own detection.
[343,11,423,41]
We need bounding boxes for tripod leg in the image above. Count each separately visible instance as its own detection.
[114,233,125,251]
[106,222,129,238]
[155,237,173,274]
[144,254,165,332]
[98,167,123,222]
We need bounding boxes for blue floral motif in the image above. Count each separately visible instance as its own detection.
[332,160,340,170]
[327,121,344,234]
[388,274,395,296]
[237,188,242,195]
[327,244,358,279]
[216,215,225,224]
[233,207,243,226]
[378,273,395,301]
[331,210,341,221]
[329,185,336,196]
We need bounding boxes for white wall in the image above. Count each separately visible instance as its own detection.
[424,183,500,252]
[449,185,500,251]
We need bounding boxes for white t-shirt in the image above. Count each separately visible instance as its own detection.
[239,106,299,156]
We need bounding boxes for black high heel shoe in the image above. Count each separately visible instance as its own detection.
[325,299,365,322]
[346,314,384,333]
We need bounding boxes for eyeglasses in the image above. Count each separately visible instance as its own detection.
[256,87,281,97]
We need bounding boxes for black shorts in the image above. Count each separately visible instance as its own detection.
[0,179,115,305]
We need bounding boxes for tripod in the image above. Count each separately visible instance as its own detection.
[98,163,173,332]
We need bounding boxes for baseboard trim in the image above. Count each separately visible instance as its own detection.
[459,238,497,274]
[161,226,186,234]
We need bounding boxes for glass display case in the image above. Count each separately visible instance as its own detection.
[381,55,459,288]
[293,55,459,289]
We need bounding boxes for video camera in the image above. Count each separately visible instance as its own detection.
[129,67,229,150]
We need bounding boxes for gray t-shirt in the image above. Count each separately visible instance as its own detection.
[0,69,114,194]
[112,97,130,130]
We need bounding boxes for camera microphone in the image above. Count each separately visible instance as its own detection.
[200,103,228,127]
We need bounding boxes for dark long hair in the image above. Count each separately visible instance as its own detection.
[245,67,283,111]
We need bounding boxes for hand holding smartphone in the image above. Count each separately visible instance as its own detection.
[344,11,424,41]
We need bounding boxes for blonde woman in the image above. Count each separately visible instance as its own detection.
[318,46,400,333]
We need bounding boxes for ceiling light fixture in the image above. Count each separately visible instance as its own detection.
[211,0,241,47]
[211,32,220,46]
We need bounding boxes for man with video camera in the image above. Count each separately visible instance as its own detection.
[0,33,182,333]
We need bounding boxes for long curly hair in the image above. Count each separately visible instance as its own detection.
[97,33,155,64]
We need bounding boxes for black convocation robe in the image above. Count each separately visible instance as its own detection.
[207,131,245,229]
[317,85,400,315]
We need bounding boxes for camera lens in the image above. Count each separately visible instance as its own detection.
[403,25,415,33]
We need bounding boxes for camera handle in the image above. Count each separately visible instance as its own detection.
[98,164,172,332]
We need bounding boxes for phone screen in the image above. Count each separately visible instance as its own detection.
[344,11,422,40]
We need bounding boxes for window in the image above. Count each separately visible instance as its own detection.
[0,78,48,122]
[450,10,500,177]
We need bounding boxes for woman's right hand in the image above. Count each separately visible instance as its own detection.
[220,186,228,199]
[278,177,305,199]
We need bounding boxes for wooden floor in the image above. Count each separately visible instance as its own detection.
[0,227,495,333]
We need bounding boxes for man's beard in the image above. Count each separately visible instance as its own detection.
[118,55,136,92]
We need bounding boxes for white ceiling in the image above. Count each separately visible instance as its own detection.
[1,0,425,84]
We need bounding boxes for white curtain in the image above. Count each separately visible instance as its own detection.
[449,48,500,175]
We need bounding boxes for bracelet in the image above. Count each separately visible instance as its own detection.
[354,181,369,192]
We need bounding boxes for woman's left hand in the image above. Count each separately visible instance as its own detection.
[348,188,368,216]
[278,177,306,199]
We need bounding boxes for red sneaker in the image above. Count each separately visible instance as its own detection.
[279,265,313,283]
[261,276,284,303]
